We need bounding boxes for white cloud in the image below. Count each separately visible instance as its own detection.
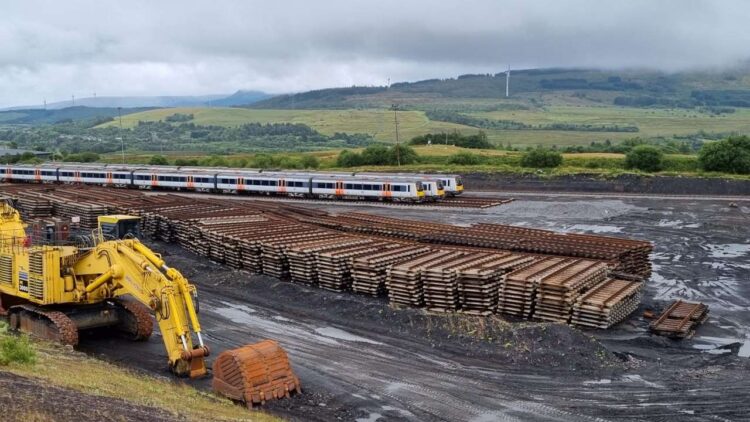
[0,0,748,107]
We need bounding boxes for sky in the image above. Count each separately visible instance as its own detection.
[0,0,748,107]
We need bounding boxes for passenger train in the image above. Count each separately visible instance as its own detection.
[0,164,464,202]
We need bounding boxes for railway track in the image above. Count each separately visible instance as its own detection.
[0,184,652,329]
[0,182,512,209]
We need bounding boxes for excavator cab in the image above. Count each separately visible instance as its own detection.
[98,215,141,240]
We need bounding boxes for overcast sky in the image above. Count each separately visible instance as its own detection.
[0,0,748,107]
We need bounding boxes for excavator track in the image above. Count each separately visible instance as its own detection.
[114,297,154,341]
[9,304,78,346]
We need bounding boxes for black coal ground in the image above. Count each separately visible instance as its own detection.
[78,194,750,422]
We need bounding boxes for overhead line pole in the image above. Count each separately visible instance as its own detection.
[392,104,400,166]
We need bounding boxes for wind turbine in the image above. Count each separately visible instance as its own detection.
[505,65,511,98]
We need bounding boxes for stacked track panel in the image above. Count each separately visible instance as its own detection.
[456,253,535,315]
[386,250,455,307]
[571,279,643,328]
[351,245,433,296]
[534,259,609,323]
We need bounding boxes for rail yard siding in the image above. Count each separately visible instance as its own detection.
[464,173,750,195]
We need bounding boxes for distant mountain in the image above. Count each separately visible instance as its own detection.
[2,90,271,111]
[211,90,272,107]
[0,106,155,125]
[249,66,750,109]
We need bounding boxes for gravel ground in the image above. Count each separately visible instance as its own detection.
[78,194,750,422]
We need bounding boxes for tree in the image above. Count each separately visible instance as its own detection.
[360,144,390,165]
[389,144,418,165]
[149,155,169,165]
[698,135,750,174]
[520,148,563,168]
[336,150,362,167]
[300,155,320,169]
[625,145,664,172]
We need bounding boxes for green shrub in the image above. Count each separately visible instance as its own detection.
[625,145,664,172]
[300,155,320,169]
[174,158,199,166]
[698,135,750,174]
[0,324,36,366]
[520,148,563,168]
[336,150,363,167]
[63,152,100,163]
[360,145,391,165]
[447,152,483,165]
[149,155,169,165]
[389,145,418,165]
[251,154,275,168]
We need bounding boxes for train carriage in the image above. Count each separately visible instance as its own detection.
[57,165,131,186]
[2,165,52,183]
[132,168,214,190]
[310,175,425,202]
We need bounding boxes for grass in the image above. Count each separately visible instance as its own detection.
[1,332,278,422]
[470,105,750,146]
[97,107,472,143]
[96,104,750,149]
[101,146,750,180]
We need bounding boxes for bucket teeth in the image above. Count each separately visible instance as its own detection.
[212,340,301,408]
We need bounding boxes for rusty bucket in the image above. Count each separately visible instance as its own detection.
[212,340,301,408]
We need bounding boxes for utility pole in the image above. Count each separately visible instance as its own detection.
[392,104,400,166]
[118,107,125,164]
[71,94,75,106]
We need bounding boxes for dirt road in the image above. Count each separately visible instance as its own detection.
[79,194,750,422]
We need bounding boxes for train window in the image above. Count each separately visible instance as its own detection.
[260,180,268,186]
[456,178,463,186]
[344,183,353,189]
[270,180,278,186]
[363,184,371,190]
[354,184,363,190]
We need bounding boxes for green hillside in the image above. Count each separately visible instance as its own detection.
[251,67,750,110]
[0,106,153,125]
[96,107,472,143]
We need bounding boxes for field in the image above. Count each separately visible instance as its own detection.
[97,107,471,143]
[96,104,750,149]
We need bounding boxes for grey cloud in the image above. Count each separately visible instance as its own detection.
[0,0,748,107]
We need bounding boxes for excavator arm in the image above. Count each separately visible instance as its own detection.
[72,239,209,377]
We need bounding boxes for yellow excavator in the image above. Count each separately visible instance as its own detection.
[0,202,300,407]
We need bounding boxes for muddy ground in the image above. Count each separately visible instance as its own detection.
[79,193,750,422]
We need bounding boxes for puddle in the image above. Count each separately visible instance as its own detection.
[583,379,612,385]
[565,224,622,234]
[382,405,414,417]
[314,327,383,345]
[356,412,382,422]
[213,302,257,323]
[739,341,750,358]
[622,375,664,389]
[706,244,750,258]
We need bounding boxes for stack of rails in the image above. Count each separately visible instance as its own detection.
[422,252,502,313]
[571,279,643,329]
[16,195,53,219]
[386,250,454,307]
[288,238,371,286]
[315,240,393,292]
[649,300,709,339]
[351,245,433,296]
[498,257,566,318]
[260,231,341,280]
[319,213,652,277]
[0,185,651,329]
[533,259,609,323]
[456,253,535,316]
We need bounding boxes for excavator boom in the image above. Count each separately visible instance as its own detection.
[0,203,300,407]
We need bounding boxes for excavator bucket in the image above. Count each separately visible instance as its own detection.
[212,340,301,408]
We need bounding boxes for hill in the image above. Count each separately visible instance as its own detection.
[96,107,470,142]
[250,66,750,110]
[2,91,271,111]
[0,106,155,125]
